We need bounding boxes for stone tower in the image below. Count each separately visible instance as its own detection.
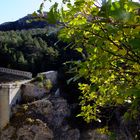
[0,67,32,131]
[0,85,10,130]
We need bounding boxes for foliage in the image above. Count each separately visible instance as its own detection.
[35,74,52,90]
[36,74,44,82]
[0,28,81,75]
[44,79,53,91]
[46,0,140,123]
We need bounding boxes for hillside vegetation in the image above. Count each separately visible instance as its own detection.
[0,28,81,75]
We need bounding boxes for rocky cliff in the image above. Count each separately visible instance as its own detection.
[0,71,135,140]
[1,96,80,140]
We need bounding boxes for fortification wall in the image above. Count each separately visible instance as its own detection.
[0,80,31,130]
[0,85,10,131]
[0,67,32,79]
[0,67,32,130]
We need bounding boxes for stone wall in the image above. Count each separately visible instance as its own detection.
[0,67,32,130]
[0,80,31,131]
[0,85,10,131]
[0,67,32,79]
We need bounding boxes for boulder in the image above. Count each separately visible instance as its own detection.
[21,83,47,102]
[0,126,16,140]
[21,71,58,102]
[50,97,71,128]
[58,128,80,140]
[80,129,109,140]
[0,120,53,140]
[17,123,53,140]
[29,97,71,128]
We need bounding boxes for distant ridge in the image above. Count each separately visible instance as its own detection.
[0,13,55,31]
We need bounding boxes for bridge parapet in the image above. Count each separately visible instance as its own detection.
[0,67,32,79]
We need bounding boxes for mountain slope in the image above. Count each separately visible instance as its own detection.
[0,13,54,31]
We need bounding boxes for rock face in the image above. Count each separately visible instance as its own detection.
[17,123,53,140]
[1,121,53,140]
[37,71,58,87]
[80,129,109,140]
[21,71,58,102]
[0,69,133,140]
[0,97,80,140]
[22,83,47,101]
[0,70,80,140]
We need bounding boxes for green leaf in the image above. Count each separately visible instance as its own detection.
[129,38,140,50]
[75,47,83,53]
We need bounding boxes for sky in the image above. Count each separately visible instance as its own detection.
[0,0,63,24]
[0,0,139,24]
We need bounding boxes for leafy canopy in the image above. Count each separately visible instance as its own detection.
[45,0,140,122]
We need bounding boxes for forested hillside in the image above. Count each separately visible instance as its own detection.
[0,28,81,75]
[0,13,79,76]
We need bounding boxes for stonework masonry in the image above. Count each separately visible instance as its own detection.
[0,68,58,131]
[0,67,32,131]
[0,85,9,130]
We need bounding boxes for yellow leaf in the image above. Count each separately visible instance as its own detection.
[133,63,140,70]
[117,98,124,104]
[76,47,83,53]
[111,44,118,51]
[119,49,127,56]
[123,28,131,34]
